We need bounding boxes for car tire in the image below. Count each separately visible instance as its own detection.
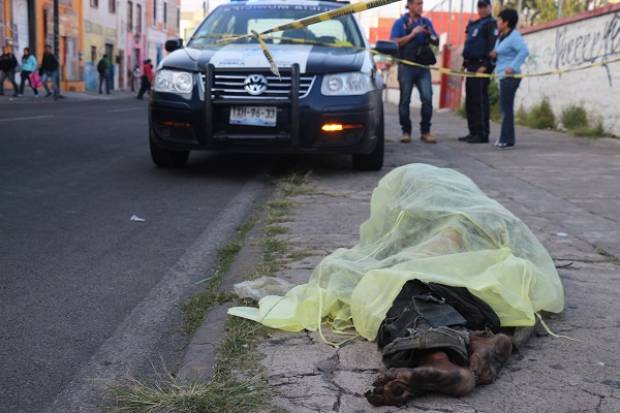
[149,132,190,168]
[352,106,384,171]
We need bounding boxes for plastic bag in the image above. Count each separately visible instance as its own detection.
[229,164,565,341]
[233,276,296,301]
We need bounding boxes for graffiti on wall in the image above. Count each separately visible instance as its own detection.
[525,12,620,86]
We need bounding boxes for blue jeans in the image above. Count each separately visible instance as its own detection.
[398,65,433,135]
[41,70,60,98]
[499,78,521,145]
[0,69,19,96]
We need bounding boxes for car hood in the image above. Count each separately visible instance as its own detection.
[162,44,367,74]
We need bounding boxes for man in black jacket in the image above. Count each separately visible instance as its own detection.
[0,45,19,97]
[97,54,111,94]
[458,0,497,144]
[40,44,60,100]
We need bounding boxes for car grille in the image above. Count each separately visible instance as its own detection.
[203,72,315,100]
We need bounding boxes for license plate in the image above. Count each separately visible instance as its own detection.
[230,106,277,127]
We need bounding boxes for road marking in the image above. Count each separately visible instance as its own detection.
[107,107,142,113]
[0,115,55,122]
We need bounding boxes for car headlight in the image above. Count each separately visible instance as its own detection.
[321,72,374,96]
[154,69,194,96]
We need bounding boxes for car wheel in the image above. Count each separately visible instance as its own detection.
[149,132,189,168]
[352,107,384,171]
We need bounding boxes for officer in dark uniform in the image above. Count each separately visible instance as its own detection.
[458,0,497,144]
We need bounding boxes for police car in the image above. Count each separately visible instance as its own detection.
[149,0,397,170]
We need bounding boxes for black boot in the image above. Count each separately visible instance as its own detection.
[466,135,489,144]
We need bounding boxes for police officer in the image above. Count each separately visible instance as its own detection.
[458,0,497,144]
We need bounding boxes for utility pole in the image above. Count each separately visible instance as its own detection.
[53,0,61,95]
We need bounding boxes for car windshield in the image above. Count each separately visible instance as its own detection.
[188,3,364,48]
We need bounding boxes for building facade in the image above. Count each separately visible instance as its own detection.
[84,0,118,91]
[2,0,179,92]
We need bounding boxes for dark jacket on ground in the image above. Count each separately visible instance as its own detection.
[40,52,59,72]
[0,53,18,72]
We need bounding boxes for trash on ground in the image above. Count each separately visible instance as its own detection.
[130,215,146,222]
[233,276,296,301]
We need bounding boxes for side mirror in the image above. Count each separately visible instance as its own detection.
[165,38,184,53]
[373,40,398,56]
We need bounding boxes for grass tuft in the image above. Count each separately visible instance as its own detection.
[181,217,257,335]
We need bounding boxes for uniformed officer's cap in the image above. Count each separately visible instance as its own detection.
[477,0,491,7]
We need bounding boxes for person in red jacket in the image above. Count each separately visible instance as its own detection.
[137,59,154,100]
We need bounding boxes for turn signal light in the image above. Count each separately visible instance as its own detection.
[321,123,363,133]
[160,120,192,128]
[321,123,344,132]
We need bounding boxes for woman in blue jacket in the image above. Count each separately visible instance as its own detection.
[491,9,529,149]
[20,47,39,96]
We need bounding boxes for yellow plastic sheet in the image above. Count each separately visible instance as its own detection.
[228,164,565,341]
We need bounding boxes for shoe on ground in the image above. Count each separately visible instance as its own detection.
[458,134,472,142]
[466,135,489,144]
[45,92,52,97]
[494,141,514,149]
[420,133,436,144]
[400,133,412,143]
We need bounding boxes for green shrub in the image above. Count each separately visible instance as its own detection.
[526,98,556,129]
[515,105,529,125]
[456,102,466,118]
[561,105,589,130]
[489,81,501,122]
[574,121,606,138]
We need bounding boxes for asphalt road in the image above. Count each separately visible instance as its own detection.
[0,94,270,412]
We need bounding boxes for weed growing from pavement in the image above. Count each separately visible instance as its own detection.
[594,246,620,266]
[106,172,315,413]
[181,216,257,336]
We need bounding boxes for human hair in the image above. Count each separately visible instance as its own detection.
[498,8,519,29]
[23,47,30,54]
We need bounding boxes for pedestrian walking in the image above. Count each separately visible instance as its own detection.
[0,45,19,97]
[137,59,154,100]
[40,44,60,100]
[390,0,439,144]
[97,54,111,94]
[19,47,39,97]
[458,0,497,144]
[491,8,529,149]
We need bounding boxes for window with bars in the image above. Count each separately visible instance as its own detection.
[163,2,168,26]
[127,1,133,32]
[109,0,115,13]
[153,0,157,23]
[90,0,98,8]
[136,4,142,33]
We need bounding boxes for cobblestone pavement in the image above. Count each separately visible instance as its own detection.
[254,105,620,413]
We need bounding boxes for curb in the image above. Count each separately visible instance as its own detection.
[43,175,271,413]
[177,198,270,382]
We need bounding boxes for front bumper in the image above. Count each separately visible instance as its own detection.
[149,65,381,155]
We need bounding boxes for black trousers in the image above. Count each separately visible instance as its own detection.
[465,66,491,139]
[137,76,150,99]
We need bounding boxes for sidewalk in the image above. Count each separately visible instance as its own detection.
[185,104,620,413]
[0,89,137,104]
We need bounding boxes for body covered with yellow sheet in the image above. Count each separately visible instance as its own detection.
[229,164,564,340]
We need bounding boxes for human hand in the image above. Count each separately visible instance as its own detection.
[505,67,514,75]
[410,26,428,37]
[476,66,486,74]
[489,50,497,59]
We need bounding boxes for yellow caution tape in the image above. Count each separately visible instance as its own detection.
[204,0,620,81]
[262,0,401,35]
[251,30,281,78]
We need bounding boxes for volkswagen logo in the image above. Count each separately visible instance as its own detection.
[244,74,268,96]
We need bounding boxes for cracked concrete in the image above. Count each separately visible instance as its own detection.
[247,105,620,412]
